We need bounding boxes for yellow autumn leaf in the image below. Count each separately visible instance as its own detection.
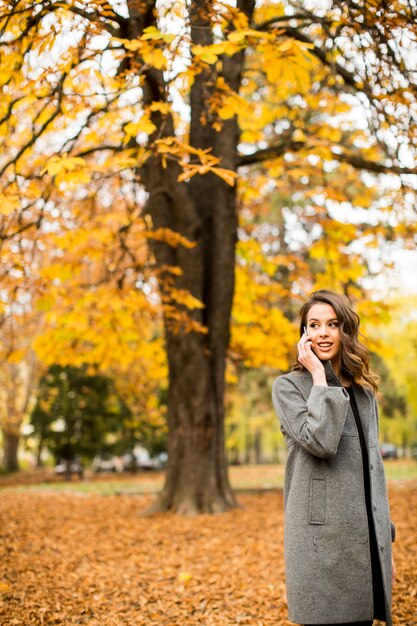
[104,151,144,170]
[36,103,59,127]
[0,194,20,215]
[240,129,263,143]
[293,128,307,142]
[227,31,247,44]
[277,39,295,53]
[147,228,196,249]
[43,156,86,176]
[192,44,218,64]
[121,39,143,52]
[218,103,236,120]
[0,70,11,85]
[6,349,25,364]
[149,102,171,114]
[177,167,199,182]
[210,167,238,187]
[216,90,248,120]
[352,193,374,208]
[35,296,55,312]
[227,29,267,43]
[142,47,167,70]
[200,51,219,64]
[178,571,192,584]
[316,125,342,143]
[55,170,91,187]
[168,288,204,310]
[40,264,74,282]
[12,94,38,112]
[141,26,175,44]
[277,38,315,53]
[124,117,157,141]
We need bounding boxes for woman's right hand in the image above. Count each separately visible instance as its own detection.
[297,332,327,386]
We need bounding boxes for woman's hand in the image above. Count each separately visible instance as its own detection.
[297,332,327,386]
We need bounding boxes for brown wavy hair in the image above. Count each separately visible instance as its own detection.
[292,289,379,393]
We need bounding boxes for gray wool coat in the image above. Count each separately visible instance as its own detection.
[272,362,393,626]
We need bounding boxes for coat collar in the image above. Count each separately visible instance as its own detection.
[323,361,342,387]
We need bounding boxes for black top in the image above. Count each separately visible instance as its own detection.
[345,386,386,621]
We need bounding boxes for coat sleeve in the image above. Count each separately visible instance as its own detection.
[272,375,350,459]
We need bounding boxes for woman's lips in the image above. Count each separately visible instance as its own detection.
[317,343,332,350]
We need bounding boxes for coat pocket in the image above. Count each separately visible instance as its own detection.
[309,477,326,524]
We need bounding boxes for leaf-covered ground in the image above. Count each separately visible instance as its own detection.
[0,484,416,626]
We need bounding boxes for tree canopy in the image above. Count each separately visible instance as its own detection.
[1,0,416,510]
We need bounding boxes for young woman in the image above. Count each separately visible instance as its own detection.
[272,290,395,626]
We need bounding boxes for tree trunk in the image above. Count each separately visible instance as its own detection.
[245,427,251,465]
[143,161,241,514]
[401,432,408,459]
[147,332,237,514]
[2,429,19,472]
[273,438,281,464]
[127,0,255,514]
[36,437,44,468]
[254,429,262,465]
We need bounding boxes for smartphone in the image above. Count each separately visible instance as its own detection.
[303,325,308,335]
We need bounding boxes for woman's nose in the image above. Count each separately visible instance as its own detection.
[319,326,329,336]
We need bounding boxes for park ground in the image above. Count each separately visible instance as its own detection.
[0,463,416,626]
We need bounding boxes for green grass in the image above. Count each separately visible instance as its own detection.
[1,460,416,496]
[381,459,417,482]
[1,479,162,496]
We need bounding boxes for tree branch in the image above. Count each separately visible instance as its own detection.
[279,25,363,93]
[333,152,416,177]
[252,13,324,31]
[237,142,417,177]
[75,145,122,158]
[237,140,304,166]
[0,74,66,179]
[49,1,126,35]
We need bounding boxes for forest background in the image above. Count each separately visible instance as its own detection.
[1,0,417,514]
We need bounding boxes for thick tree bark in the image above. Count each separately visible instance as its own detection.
[129,0,253,514]
[1,429,19,472]
[124,0,255,514]
[152,332,237,514]
[141,137,240,514]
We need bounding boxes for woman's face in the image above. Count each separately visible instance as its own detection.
[305,303,341,363]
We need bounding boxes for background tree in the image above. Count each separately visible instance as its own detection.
[0,0,416,511]
[226,367,282,465]
[0,357,36,471]
[0,309,38,471]
[374,296,417,454]
[30,365,129,467]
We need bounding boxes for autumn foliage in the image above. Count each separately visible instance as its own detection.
[0,0,417,509]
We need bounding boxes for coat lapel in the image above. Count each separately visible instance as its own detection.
[323,362,373,445]
[323,361,342,388]
[350,384,373,448]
